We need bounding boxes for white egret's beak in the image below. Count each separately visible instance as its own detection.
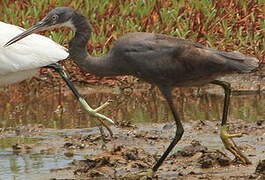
[4,21,48,47]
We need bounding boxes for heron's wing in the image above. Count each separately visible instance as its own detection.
[115,32,258,77]
[0,21,69,75]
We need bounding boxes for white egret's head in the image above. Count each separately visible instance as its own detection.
[5,7,76,47]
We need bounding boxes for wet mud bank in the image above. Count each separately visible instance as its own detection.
[1,119,265,179]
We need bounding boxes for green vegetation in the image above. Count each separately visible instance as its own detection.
[0,0,264,81]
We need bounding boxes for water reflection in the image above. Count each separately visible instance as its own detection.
[0,85,264,129]
[0,151,80,179]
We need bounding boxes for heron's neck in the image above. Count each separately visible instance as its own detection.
[69,11,117,76]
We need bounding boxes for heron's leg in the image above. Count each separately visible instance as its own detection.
[153,86,184,171]
[123,86,184,179]
[46,63,114,138]
[211,80,251,164]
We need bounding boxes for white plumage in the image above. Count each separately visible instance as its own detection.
[0,21,69,86]
[1,21,115,125]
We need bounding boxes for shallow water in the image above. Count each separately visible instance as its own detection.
[0,151,82,180]
[0,82,264,179]
[0,85,264,129]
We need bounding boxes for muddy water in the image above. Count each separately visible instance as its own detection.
[0,77,264,179]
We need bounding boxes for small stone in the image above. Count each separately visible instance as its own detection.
[256,120,264,126]
[256,160,265,174]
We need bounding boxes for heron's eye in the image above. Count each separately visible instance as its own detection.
[51,15,58,21]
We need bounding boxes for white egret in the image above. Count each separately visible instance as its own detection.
[0,21,114,136]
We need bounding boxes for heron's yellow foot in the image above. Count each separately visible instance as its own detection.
[121,170,155,180]
[220,125,251,165]
[94,100,112,112]
[79,98,115,124]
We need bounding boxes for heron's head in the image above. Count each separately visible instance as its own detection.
[42,7,76,29]
[5,7,76,46]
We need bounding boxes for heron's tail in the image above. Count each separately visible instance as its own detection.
[215,51,259,72]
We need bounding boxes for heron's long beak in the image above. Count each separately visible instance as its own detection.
[4,21,47,47]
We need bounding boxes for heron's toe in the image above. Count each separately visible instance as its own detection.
[220,125,251,165]
[94,100,112,112]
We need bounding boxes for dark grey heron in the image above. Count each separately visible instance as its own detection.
[5,7,259,176]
